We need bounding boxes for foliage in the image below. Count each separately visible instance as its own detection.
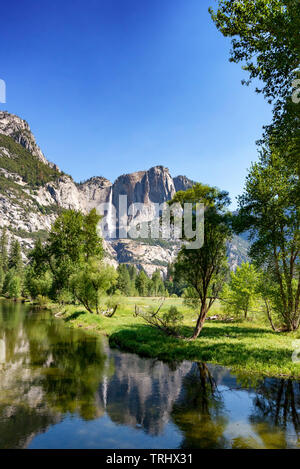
[209,0,300,129]
[7,274,22,299]
[220,262,260,319]
[135,270,150,297]
[137,300,183,337]
[35,294,50,309]
[164,263,187,297]
[70,258,117,314]
[172,183,232,338]
[24,266,53,300]
[29,208,103,299]
[235,148,299,330]
[0,227,8,272]
[149,269,165,296]
[8,239,23,273]
[161,306,184,330]
[116,264,132,296]
[0,133,61,187]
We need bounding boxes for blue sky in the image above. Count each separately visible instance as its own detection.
[0,0,271,208]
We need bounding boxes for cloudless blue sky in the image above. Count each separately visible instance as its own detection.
[0,0,272,208]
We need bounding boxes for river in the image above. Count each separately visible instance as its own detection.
[0,300,299,449]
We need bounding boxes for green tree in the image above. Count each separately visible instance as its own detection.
[24,266,53,300]
[209,0,300,126]
[173,183,232,339]
[70,258,117,314]
[0,266,4,292]
[0,227,8,273]
[150,269,165,297]
[82,208,104,260]
[127,264,138,295]
[7,275,22,299]
[257,271,281,331]
[235,148,299,331]
[29,209,103,299]
[164,263,187,297]
[221,262,260,319]
[2,270,13,295]
[136,270,149,297]
[8,239,23,273]
[116,264,131,296]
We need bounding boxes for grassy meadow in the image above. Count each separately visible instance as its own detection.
[56,297,300,379]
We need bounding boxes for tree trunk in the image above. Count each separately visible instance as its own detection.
[264,299,276,331]
[191,303,207,339]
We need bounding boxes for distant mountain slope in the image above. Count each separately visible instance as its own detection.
[0,112,250,274]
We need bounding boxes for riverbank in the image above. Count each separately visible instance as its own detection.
[54,297,300,379]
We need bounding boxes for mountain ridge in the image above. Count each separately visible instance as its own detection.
[0,112,249,275]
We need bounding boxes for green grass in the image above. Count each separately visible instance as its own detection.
[57,297,300,379]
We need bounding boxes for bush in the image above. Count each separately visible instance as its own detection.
[35,294,49,309]
[162,306,184,330]
[139,302,184,337]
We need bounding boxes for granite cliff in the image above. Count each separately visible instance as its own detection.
[0,112,249,275]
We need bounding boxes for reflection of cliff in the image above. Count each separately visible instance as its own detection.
[98,353,237,438]
[98,350,193,436]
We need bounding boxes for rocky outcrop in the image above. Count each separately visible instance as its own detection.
[77,176,112,211]
[111,239,180,277]
[111,165,176,211]
[0,111,55,168]
[173,175,195,192]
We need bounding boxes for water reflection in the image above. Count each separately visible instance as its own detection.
[171,363,228,448]
[0,301,108,447]
[246,378,300,448]
[0,300,299,449]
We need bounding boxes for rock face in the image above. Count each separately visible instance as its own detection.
[0,112,249,275]
[112,166,176,207]
[173,175,196,192]
[0,111,54,167]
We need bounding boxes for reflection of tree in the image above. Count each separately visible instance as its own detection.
[248,378,300,448]
[0,301,110,449]
[0,403,59,449]
[24,314,109,420]
[171,363,228,449]
[0,302,59,448]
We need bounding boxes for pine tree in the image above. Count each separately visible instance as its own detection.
[116,264,131,296]
[151,269,165,297]
[0,227,8,273]
[8,239,23,273]
[136,270,149,297]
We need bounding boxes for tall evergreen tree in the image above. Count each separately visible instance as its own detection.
[150,269,165,297]
[116,264,131,296]
[0,227,8,273]
[8,239,23,273]
[136,270,149,297]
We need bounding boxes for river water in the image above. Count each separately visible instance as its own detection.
[0,300,299,449]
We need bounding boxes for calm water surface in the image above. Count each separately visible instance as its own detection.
[0,300,299,449]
